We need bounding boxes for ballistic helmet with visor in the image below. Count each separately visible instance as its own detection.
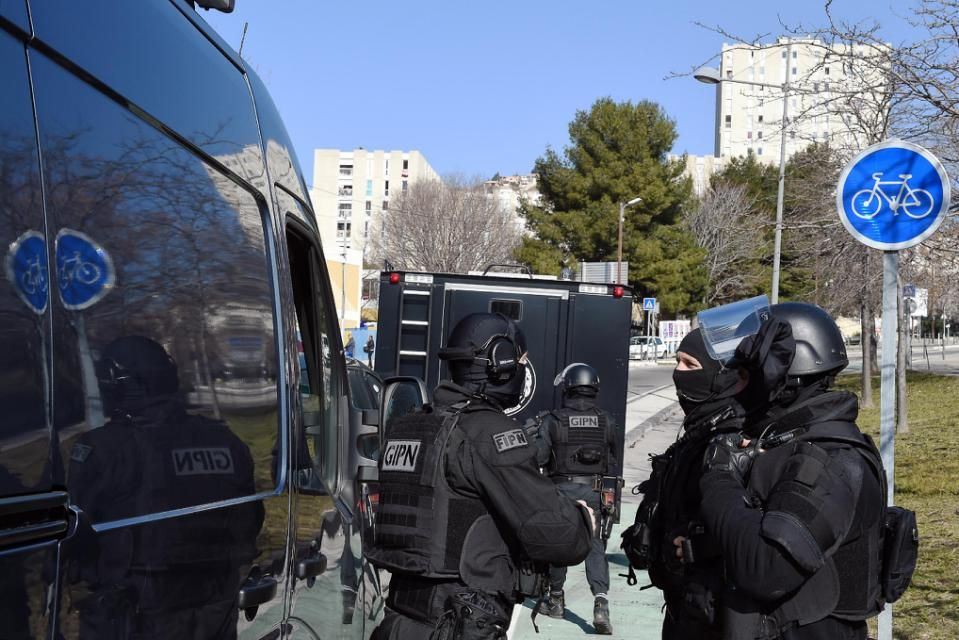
[697,295,771,364]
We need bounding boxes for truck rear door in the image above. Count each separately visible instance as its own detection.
[442,284,567,422]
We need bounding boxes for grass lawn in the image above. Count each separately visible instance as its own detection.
[836,372,959,640]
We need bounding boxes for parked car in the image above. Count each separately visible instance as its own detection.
[629,335,669,359]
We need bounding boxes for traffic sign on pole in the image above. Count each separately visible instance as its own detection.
[55,229,115,310]
[837,140,950,640]
[642,297,656,311]
[836,139,950,251]
[6,230,48,315]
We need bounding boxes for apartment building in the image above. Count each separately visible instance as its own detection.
[483,173,541,233]
[310,149,438,328]
[712,37,876,164]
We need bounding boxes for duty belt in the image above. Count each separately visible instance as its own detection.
[552,474,599,487]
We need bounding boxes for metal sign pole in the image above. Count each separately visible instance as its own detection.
[878,250,898,640]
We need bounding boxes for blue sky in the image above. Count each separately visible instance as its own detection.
[203,1,910,183]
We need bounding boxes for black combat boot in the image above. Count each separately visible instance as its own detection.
[593,595,612,635]
[538,590,565,618]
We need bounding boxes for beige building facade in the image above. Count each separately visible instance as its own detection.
[483,173,541,234]
[713,37,873,164]
[309,149,438,328]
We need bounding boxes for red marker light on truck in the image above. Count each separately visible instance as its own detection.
[612,286,624,298]
[389,272,400,285]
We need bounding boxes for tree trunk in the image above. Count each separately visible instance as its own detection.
[896,271,908,433]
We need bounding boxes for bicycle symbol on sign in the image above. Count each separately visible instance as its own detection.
[57,250,101,290]
[851,172,935,220]
[20,254,47,297]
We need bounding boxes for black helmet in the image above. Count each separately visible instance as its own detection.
[96,336,179,417]
[770,302,848,377]
[438,313,527,408]
[554,363,599,396]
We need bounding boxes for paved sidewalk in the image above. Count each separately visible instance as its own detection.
[508,387,683,639]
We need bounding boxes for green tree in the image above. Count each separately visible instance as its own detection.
[516,98,705,313]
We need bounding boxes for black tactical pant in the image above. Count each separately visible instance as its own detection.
[548,481,609,596]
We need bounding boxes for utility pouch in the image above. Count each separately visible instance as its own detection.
[881,506,919,604]
[430,590,508,640]
[575,446,602,465]
[513,559,548,600]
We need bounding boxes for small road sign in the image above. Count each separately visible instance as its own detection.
[836,139,950,251]
[642,297,656,311]
[6,230,48,315]
[55,229,115,310]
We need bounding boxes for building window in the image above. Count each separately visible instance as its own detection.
[757,131,763,140]
[402,180,408,192]
[790,131,796,139]
[339,164,353,177]
[384,180,389,197]
[726,69,732,79]
[402,159,409,170]
[338,203,352,219]
[792,50,797,59]
[747,131,753,139]
[792,66,797,76]
[364,221,369,238]
[365,201,372,214]
[337,222,352,238]
[781,50,787,59]
[824,67,830,75]
[382,200,388,211]
[366,179,372,197]
[725,114,732,128]
[758,114,764,123]
[813,82,819,92]
[384,159,389,176]
[338,184,352,197]
[757,147,763,156]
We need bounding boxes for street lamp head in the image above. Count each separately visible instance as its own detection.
[626,196,643,207]
[693,66,722,85]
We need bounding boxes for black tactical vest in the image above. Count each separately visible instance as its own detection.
[745,425,884,629]
[368,403,493,578]
[548,407,609,476]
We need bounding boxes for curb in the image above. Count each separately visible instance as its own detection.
[626,401,681,448]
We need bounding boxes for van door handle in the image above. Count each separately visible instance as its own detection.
[296,554,327,580]
[0,491,70,548]
[237,575,277,609]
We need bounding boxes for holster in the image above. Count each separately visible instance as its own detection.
[514,559,548,601]
[430,590,509,640]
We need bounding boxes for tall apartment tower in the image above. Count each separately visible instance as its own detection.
[309,149,438,328]
[713,37,871,164]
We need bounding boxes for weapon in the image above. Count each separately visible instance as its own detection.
[596,476,623,541]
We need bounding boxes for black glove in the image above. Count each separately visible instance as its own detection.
[702,432,757,486]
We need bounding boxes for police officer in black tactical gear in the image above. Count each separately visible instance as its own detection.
[532,363,619,635]
[68,336,263,640]
[698,303,886,640]
[368,313,594,640]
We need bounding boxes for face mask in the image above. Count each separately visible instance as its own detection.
[673,329,742,414]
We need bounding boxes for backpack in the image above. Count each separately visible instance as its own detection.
[620,406,740,591]
[798,432,918,605]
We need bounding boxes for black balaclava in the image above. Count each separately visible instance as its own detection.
[672,329,743,415]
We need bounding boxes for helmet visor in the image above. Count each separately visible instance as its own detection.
[697,295,771,364]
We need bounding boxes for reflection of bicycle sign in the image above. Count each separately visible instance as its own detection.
[21,255,48,296]
[852,172,935,220]
[57,251,101,290]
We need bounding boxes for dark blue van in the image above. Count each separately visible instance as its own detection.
[0,1,380,637]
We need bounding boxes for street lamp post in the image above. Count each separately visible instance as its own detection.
[618,196,643,284]
[694,41,791,304]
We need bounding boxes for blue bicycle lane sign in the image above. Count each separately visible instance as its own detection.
[5,230,49,315]
[55,228,115,310]
[836,139,951,251]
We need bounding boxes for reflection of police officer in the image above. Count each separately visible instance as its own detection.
[368,313,593,640]
[68,336,263,639]
[533,363,618,635]
[699,304,885,639]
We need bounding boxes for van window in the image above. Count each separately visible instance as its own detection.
[490,299,522,321]
[284,201,342,493]
[32,53,280,523]
[0,29,50,494]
